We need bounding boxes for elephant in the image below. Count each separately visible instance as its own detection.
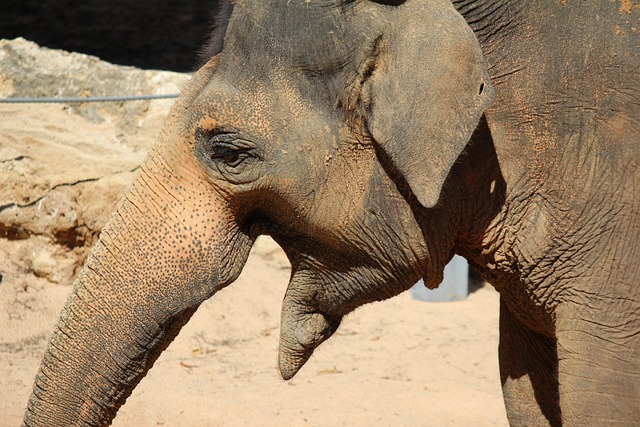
[23,0,639,426]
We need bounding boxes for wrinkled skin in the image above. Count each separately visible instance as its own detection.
[24,1,639,426]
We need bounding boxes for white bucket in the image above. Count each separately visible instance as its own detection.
[411,255,469,302]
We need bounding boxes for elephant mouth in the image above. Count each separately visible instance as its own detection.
[278,307,343,380]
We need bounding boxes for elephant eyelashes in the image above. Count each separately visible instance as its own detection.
[208,142,252,168]
[198,132,262,181]
[368,0,406,5]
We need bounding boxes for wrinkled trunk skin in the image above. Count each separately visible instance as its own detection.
[23,58,252,426]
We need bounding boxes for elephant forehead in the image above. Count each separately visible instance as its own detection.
[194,84,275,140]
[193,69,321,142]
[227,0,369,76]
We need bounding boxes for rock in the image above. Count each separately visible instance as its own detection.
[0,37,187,139]
[30,249,57,281]
[0,38,189,285]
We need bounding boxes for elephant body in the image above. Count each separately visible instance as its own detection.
[453,2,640,424]
[24,1,639,426]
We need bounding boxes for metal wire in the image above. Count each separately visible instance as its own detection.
[0,93,180,104]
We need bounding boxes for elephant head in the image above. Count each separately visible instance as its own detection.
[24,0,493,425]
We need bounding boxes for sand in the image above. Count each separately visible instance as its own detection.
[1,238,508,426]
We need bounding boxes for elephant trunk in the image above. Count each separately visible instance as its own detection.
[23,144,253,426]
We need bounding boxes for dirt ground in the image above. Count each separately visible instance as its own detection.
[0,39,509,426]
[2,240,509,427]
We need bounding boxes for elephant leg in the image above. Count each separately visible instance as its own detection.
[499,299,561,427]
[555,305,640,426]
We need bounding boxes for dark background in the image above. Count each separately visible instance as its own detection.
[0,0,218,71]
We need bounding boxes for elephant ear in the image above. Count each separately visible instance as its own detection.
[364,0,494,208]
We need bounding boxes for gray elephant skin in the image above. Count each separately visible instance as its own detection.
[23,1,639,426]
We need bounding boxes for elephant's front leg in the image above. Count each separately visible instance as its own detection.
[499,300,561,427]
[556,302,640,427]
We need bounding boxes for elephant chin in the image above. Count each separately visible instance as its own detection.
[278,298,342,380]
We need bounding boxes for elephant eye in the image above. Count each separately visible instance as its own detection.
[208,141,252,168]
[198,132,262,182]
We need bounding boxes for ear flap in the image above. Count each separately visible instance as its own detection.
[365,0,494,208]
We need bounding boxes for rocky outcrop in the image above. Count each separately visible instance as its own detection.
[0,38,189,285]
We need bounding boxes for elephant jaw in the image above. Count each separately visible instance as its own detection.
[278,280,342,380]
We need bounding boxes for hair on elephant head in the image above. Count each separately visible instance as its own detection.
[197,0,234,65]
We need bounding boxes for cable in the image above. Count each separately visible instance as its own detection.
[0,94,180,104]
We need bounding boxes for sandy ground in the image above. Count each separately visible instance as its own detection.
[1,238,508,426]
[0,38,509,426]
